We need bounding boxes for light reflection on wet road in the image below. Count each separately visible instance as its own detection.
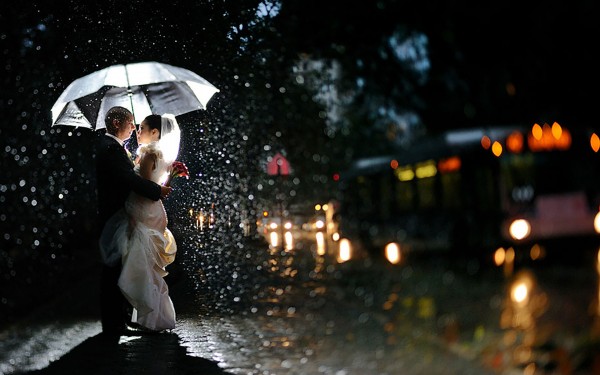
[1,230,598,374]
[0,321,101,374]
[176,231,599,374]
[175,256,496,375]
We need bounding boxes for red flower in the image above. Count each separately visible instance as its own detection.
[170,161,189,179]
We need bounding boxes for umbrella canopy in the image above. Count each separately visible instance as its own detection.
[51,61,220,129]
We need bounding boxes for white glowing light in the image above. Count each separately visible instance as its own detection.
[316,232,325,255]
[338,238,352,262]
[511,283,528,304]
[509,219,531,240]
[270,231,278,247]
[385,243,401,265]
[284,231,293,251]
[315,220,325,229]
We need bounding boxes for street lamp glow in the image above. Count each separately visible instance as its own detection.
[315,220,325,230]
[509,219,531,240]
[385,242,401,265]
[316,232,325,255]
[338,238,352,263]
[284,231,293,251]
[510,272,534,307]
[511,282,529,304]
[269,232,278,247]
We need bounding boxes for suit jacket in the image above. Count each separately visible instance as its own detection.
[96,134,162,231]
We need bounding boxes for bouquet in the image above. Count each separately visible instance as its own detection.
[165,161,189,186]
[170,161,189,179]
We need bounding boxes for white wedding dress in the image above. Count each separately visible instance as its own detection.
[100,141,177,331]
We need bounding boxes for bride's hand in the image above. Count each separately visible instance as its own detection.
[160,185,172,198]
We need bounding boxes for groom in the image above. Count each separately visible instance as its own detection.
[96,106,172,336]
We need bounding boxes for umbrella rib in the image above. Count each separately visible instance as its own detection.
[124,65,137,123]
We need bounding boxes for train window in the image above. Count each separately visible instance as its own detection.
[416,176,436,208]
[473,168,497,210]
[501,154,535,202]
[395,180,415,211]
[440,172,462,209]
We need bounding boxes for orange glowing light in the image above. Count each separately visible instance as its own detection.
[390,159,399,169]
[591,133,600,152]
[438,156,461,173]
[530,244,544,260]
[555,129,571,150]
[551,122,562,139]
[481,135,491,149]
[531,123,543,140]
[541,123,553,148]
[494,248,506,266]
[491,141,503,157]
[528,122,571,151]
[506,131,524,153]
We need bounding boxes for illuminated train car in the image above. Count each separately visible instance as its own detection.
[336,123,600,263]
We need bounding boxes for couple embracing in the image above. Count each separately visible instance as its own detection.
[96,106,188,337]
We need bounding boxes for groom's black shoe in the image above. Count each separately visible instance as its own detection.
[123,322,160,335]
[100,323,158,338]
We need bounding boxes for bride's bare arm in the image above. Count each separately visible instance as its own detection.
[138,153,157,180]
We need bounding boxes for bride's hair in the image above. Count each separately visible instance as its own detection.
[143,114,163,137]
[139,113,180,164]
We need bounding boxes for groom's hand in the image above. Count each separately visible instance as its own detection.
[160,185,172,199]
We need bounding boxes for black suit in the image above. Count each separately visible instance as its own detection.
[96,134,161,334]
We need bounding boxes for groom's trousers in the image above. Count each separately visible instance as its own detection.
[100,263,129,333]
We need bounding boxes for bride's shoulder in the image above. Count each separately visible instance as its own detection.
[138,142,163,160]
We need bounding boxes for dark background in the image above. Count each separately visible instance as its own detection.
[1,0,599,326]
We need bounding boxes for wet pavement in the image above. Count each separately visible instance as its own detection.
[1,230,599,374]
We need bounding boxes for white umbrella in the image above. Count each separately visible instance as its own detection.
[51,61,220,129]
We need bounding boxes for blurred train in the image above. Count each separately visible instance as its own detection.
[335,123,600,264]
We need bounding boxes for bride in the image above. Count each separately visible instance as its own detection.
[100,113,182,331]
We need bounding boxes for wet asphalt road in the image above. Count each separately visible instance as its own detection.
[1,230,598,374]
